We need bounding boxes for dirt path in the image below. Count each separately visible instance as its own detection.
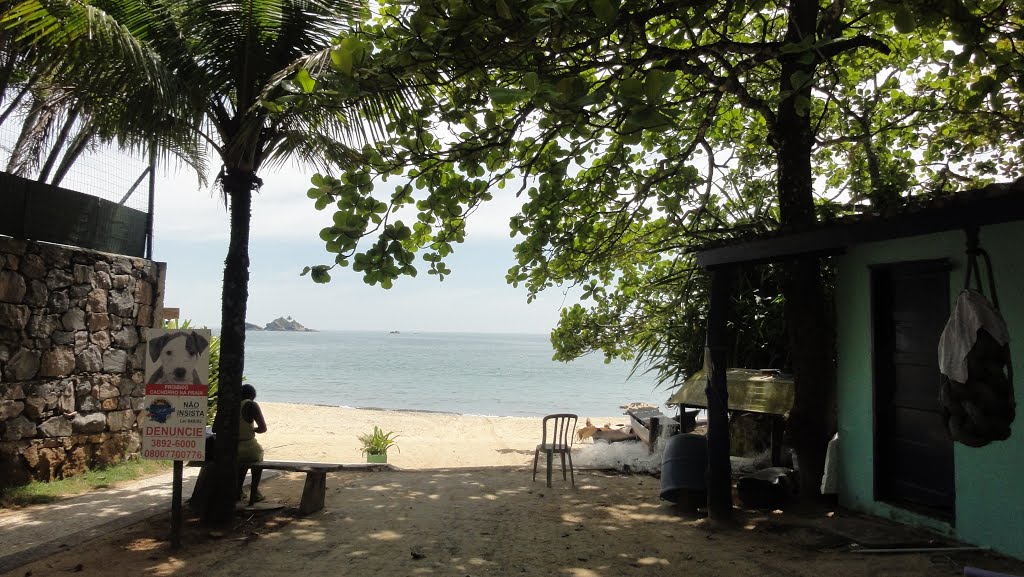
[8,468,1024,577]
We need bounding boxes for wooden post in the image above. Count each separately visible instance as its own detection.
[705,266,734,521]
[171,460,183,549]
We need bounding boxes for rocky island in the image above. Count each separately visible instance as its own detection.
[245,316,316,332]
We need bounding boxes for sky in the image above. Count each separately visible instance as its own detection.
[150,162,578,334]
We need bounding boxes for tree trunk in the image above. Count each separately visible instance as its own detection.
[202,169,253,526]
[775,0,837,498]
[705,266,734,521]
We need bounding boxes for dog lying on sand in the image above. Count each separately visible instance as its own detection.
[576,418,639,443]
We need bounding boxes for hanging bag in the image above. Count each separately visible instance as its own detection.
[937,228,1014,447]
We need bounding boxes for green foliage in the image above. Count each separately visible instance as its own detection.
[357,426,400,456]
[292,0,1020,387]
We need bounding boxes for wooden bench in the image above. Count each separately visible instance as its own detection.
[190,460,389,515]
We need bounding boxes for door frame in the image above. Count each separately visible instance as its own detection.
[869,258,955,521]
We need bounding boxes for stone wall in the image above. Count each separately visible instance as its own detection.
[0,235,165,486]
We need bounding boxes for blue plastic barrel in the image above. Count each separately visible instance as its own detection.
[660,433,708,507]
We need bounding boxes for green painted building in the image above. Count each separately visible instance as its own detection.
[696,188,1024,558]
[835,219,1023,558]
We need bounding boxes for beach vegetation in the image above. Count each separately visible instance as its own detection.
[287,0,1021,501]
[358,426,400,457]
[1,0,425,527]
[0,459,172,507]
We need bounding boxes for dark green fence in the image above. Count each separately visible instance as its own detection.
[0,172,149,257]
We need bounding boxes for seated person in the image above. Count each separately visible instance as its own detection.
[238,384,268,501]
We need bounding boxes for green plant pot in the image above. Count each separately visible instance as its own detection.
[366,453,388,464]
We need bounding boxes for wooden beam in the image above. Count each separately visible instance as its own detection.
[705,266,734,521]
[697,187,1024,268]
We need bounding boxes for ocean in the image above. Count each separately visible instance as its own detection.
[241,331,670,418]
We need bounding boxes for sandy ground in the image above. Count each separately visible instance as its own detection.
[5,403,1024,577]
[254,403,631,468]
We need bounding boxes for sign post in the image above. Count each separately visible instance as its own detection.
[142,328,211,548]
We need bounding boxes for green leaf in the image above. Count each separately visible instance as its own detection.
[789,70,812,90]
[523,71,539,92]
[894,5,916,34]
[490,87,531,105]
[331,47,353,75]
[296,69,316,93]
[590,0,618,25]
[495,0,512,19]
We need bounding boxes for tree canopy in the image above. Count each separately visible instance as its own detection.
[290,0,1022,495]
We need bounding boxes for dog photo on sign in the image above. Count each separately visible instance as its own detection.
[145,330,210,385]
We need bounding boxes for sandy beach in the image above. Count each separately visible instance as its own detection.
[256,402,634,468]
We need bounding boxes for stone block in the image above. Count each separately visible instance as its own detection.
[102,349,128,373]
[32,382,56,404]
[94,260,111,274]
[5,349,40,380]
[19,253,46,279]
[111,260,132,275]
[2,383,25,400]
[70,284,92,299]
[94,271,111,290]
[134,280,153,304]
[112,274,132,290]
[107,409,135,431]
[0,399,24,419]
[22,395,47,419]
[0,303,30,329]
[130,396,145,412]
[61,308,86,331]
[101,398,118,410]
[24,280,48,307]
[74,330,89,354]
[109,289,135,316]
[48,289,70,313]
[0,343,8,363]
[90,330,111,349]
[112,328,139,349]
[73,264,93,284]
[72,412,106,434]
[39,245,70,269]
[85,288,107,313]
[95,381,120,400]
[39,416,72,437]
[51,331,75,345]
[27,314,60,339]
[56,381,75,413]
[45,268,73,290]
[0,270,27,303]
[39,347,75,377]
[87,313,111,332]
[3,415,36,441]
[79,396,98,412]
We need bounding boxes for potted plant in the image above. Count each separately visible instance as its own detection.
[358,426,400,463]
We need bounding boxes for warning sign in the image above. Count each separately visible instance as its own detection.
[142,329,211,461]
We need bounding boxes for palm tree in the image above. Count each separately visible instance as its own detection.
[2,0,407,525]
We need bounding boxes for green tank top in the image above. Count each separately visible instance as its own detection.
[239,399,256,441]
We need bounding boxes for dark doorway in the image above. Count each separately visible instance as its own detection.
[871,260,955,519]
